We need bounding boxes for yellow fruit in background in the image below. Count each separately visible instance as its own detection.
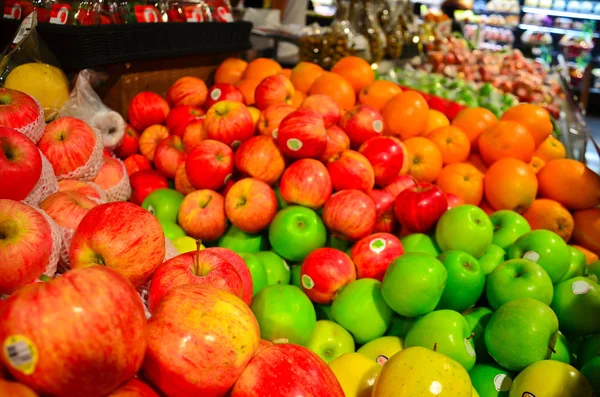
[5,63,70,121]
[248,106,260,126]
[356,336,404,362]
[328,352,382,397]
[508,360,593,397]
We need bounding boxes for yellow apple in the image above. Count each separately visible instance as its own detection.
[172,236,204,254]
[357,336,403,362]
[248,106,261,126]
[372,346,472,396]
[328,352,381,397]
[473,387,480,397]
[509,360,593,397]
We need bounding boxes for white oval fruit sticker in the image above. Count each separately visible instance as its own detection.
[523,251,540,263]
[494,374,512,392]
[572,280,591,295]
[301,274,314,290]
[210,88,222,101]
[3,335,38,376]
[373,119,383,133]
[272,129,279,139]
[287,138,303,151]
[369,238,386,254]
[464,338,476,357]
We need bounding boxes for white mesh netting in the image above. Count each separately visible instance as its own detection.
[87,181,108,204]
[92,111,126,150]
[33,207,62,279]
[56,129,104,182]
[103,156,132,202]
[14,97,45,144]
[23,151,59,208]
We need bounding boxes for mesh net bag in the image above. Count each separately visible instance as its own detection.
[57,128,104,182]
[57,179,107,204]
[86,182,108,204]
[23,150,59,207]
[33,207,62,279]
[14,97,46,144]
[57,227,75,273]
[103,156,132,202]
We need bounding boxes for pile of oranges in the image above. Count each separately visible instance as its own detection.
[214,55,600,261]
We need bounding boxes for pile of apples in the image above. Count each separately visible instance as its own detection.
[1,54,600,397]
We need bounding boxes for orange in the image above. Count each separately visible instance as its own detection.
[214,58,248,85]
[435,162,484,205]
[290,62,324,94]
[427,126,470,165]
[423,110,450,135]
[242,58,282,82]
[570,244,599,264]
[291,90,305,109]
[280,68,292,79]
[235,78,261,106]
[522,198,574,242]
[484,158,538,213]
[358,80,403,112]
[308,72,356,111]
[501,103,553,147]
[452,107,498,146]
[479,199,495,216]
[528,156,545,174]
[403,137,443,183]
[331,56,375,94]
[537,159,600,210]
[468,152,488,174]
[533,135,566,162]
[382,91,429,140]
[572,208,600,255]
[478,120,535,165]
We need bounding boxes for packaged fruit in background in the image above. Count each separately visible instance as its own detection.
[3,0,50,22]
[117,0,162,23]
[360,0,387,63]
[166,0,212,22]
[0,12,70,121]
[204,0,232,22]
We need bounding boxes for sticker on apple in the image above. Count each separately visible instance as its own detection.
[464,338,476,357]
[572,280,591,295]
[287,138,303,151]
[3,335,38,375]
[369,238,386,254]
[210,88,222,101]
[493,374,512,392]
[301,274,314,290]
[372,119,383,133]
[523,251,540,263]
[272,129,278,139]
[376,355,388,366]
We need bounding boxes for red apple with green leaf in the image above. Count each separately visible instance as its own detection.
[327,150,375,193]
[0,127,42,201]
[204,100,254,147]
[128,91,170,132]
[280,158,332,209]
[225,178,278,234]
[254,74,295,110]
[339,104,384,148]
[300,247,356,304]
[323,189,376,241]
[395,182,448,233]
[300,94,341,128]
[154,136,187,179]
[351,232,404,280]
[234,135,286,185]
[277,108,327,159]
[186,139,233,191]
[165,105,204,137]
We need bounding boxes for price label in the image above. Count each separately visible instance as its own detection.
[134,5,159,23]
[214,5,232,22]
[49,3,70,24]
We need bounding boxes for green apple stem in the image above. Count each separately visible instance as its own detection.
[466,332,475,340]
[433,343,438,352]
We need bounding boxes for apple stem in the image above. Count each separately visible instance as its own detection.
[548,345,556,354]
[433,343,438,352]
[466,332,475,340]
[192,240,203,276]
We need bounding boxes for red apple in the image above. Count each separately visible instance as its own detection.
[395,182,448,233]
[0,266,146,397]
[280,158,332,209]
[300,94,341,128]
[166,76,208,108]
[129,169,169,205]
[277,108,327,159]
[327,149,375,193]
[383,174,417,199]
[323,189,376,241]
[299,248,356,304]
[0,88,44,143]
[40,191,98,230]
[178,189,227,242]
[114,124,140,159]
[225,178,277,233]
[139,125,169,162]
[446,192,465,209]
[222,176,238,197]
[204,100,254,147]
[186,140,234,191]
[234,136,286,185]
[106,378,159,397]
[94,155,128,196]
[369,189,397,233]
[230,344,344,397]
[254,74,295,110]
[182,118,207,151]
[339,104,384,148]
[148,248,243,311]
[0,127,41,200]
[58,179,105,201]
[204,83,244,109]
[206,247,254,306]
[39,117,100,179]
[154,136,187,179]
[174,162,196,195]
[128,91,170,132]
[0,379,38,397]
[320,124,351,163]
[124,153,152,176]
[358,136,407,187]
[70,202,166,287]
[165,105,205,137]
[143,285,260,397]
[257,103,295,138]
[0,199,52,295]
[351,232,404,280]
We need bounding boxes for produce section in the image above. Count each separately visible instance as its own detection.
[1,3,600,397]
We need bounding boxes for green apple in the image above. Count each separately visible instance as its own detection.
[551,331,572,364]
[332,279,394,344]
[217,224,268,253]
[159,220,186,241]
[171,235,202,253]
[357,336,404,362]
[254,251,291,286]
[315,303,334,321]
[268,206,327,262]
[238,252,268,295]
[508,230,570,284]
[386,316,419,338]
[486,259,554,310]
[509,360,593,397]
[142,188,184,223]
[578,333,600,369]
[381,253,447,317]
[405,309,477,371]
[251,284,316,346]
[435,204,493,258]
[399,233,441,256]
[436,250,485,312]
[556,246,588,284]
[588,261,600,284]
[479,244,507,275]
[489,210,531,251]
[581,357,600,395]
[551,277,600,337]
[328,235,351,252]
[469,362,513,397]
[463,307,494,362]
[485,298,558,372]
[274,185,288,210]
[290,264,301,288]
[305,320,355,363]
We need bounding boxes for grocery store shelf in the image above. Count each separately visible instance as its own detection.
[473,10,521,16]
[522,7,600,20]
[518,23,600,37]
